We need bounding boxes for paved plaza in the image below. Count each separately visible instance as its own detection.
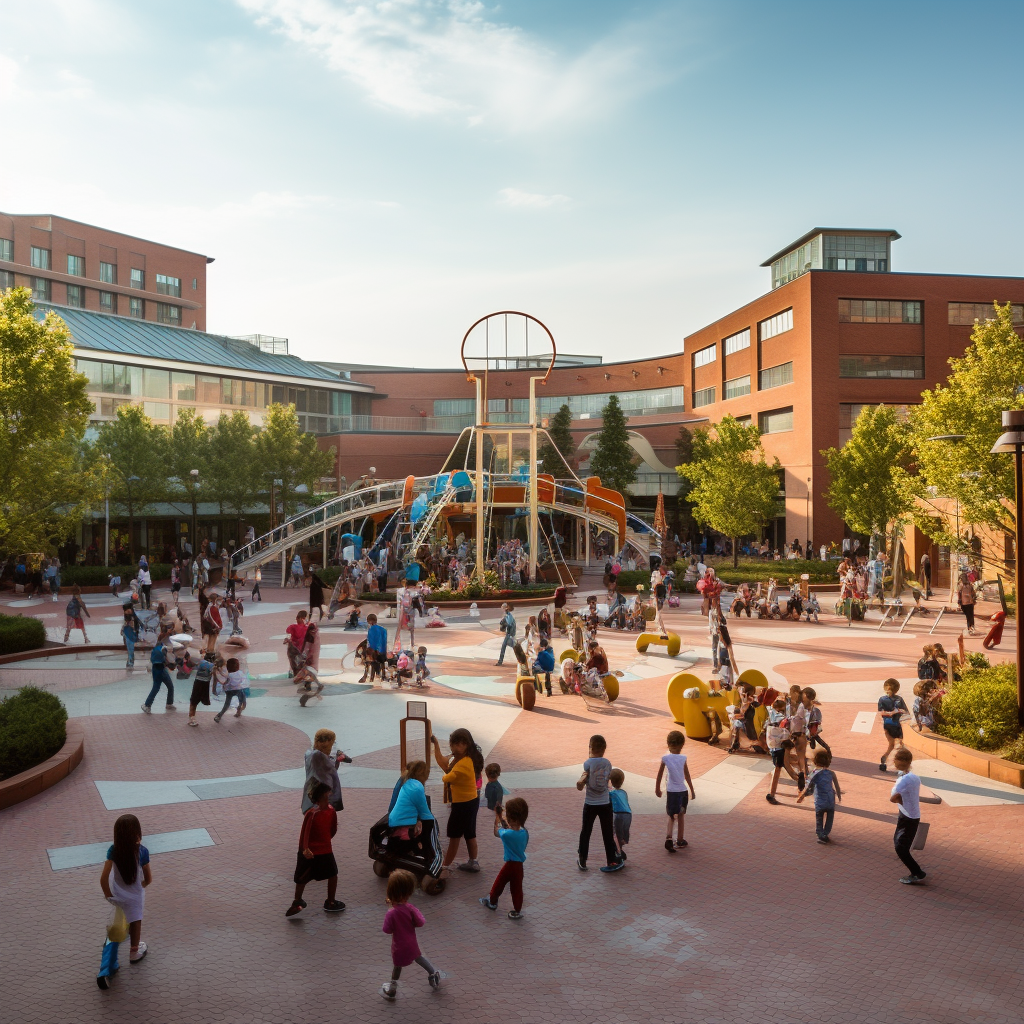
[2,580,1023,1024]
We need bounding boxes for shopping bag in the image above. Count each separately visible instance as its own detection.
[106,904,129,943]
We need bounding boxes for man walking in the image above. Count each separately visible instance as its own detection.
[494,604,517,667]
[920,552,932,599]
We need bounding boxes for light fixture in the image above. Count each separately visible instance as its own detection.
[631,370,640,378]
[657,366,667,375]
[604,373,611,381]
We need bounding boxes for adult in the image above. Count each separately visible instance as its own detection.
[289,552,304,588]
[309,570,327,621]
[285,610,309,676]
[302,728,348,813]
[957,572,977,635]
[537,607,552,642]
[431,729,484,875]
[121,600,142,670]
[494,604,517,667]
[919,552,932,599]
[170,559,182,607]
[138,562,153,610]
[201,591,223,655]
[45,557,61,603]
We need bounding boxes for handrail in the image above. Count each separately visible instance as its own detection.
[405,486,456,561]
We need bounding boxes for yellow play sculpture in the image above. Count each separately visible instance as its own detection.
[636,631,681,657]
[666,673,728,737]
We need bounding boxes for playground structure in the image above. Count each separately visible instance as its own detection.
[666,668,771,740]
[635,631,682,657]
[231,313,654,586]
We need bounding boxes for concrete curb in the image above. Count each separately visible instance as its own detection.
[0,722,85,811]
[904,727,1024,788]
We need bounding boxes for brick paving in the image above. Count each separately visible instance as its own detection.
[1,580,1022,1024]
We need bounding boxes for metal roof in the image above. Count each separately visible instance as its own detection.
[760,228,901,267]
[35,304,354,385]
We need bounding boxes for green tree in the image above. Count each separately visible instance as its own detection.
[0,289,99,555]
[680,415,781,566]
[165,408,210,555]
[208,411,258,536]
[96,405,167,561]
[674,425,697,538]
[538,402,576,475]
[821,404,914,552]
[909,303,1024,553]
[587,394,637,496]
[255,404,336,521]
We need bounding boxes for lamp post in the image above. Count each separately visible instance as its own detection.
[990,410,1024,729]
[189,469,200,572]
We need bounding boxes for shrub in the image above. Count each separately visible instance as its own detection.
[0,686,68,780]
[936,663,1020,751]
[61,563,172,587]
[0,613,47,655]
[671,557,836,585]
[1003,733,1024,765]
[965,652,991,671]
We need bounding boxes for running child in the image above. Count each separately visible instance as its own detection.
[655,730,696,851]
[803,687,831,754]
[213,657,246,722]
[764,697,795,804]
[380,869,441,1000]
[877,678,909,772]
[796,749,842,843]
[890,748,927,884]
[285,780,345,916]
[97,813,152,988]
[478,797,530,919]
[609,768,632,861]
[187,653,214,726]
[63,586,91,644]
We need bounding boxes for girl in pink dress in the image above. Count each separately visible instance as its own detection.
[380,869,441,1000]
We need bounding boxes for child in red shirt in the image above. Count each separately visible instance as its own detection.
[285,781,344,916]
[380,869,441,1000]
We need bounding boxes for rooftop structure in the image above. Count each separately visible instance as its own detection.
[761,227,902,290]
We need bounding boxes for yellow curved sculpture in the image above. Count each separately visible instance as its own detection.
[602,674,620,703]
[737,668,768,690]
[515,675,537,710]
[636,631,681,657]
[666,672,729,737]
[559,648,582,663]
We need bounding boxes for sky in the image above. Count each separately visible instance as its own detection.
[1,0,1022,366]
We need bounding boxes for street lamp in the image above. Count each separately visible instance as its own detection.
[189,469,200,568]
[990,410,1024,728]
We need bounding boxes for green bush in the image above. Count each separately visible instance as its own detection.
[1003,733,1024,765]
[60,562,172,586]
[671,557,837,585]
[936,662,1020,751]
[965,652,991,671]
[0,613,46,655]
[0,686,68,780]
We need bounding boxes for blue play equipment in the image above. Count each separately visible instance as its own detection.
[340,532,363,553]
[450,471,473,500]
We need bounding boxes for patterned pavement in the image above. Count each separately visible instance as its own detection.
[2,580,1022,1024]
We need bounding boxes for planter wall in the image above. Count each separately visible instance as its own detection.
[0,722,85,810]
[903,727,1024,788]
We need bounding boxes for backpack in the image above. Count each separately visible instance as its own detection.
[150,643,165,665]
[65,598,79,617]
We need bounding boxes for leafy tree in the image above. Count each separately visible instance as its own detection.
[208,411,258,536]
[674,425,697,538]
[821,404,914,551]
[255,403,336,521]
[165,408,210,554]
[680,415,781,567]
[908,303,1024,553]
[0,289,99,556]
[587,394,637,496]
[539,402,576,475]
[96,405,167,561]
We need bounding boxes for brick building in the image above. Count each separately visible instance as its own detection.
[0,211,212,330]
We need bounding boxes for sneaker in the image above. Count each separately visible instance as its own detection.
[458,859,481,873]
[141,704,151,714]
[600,861,624,873]
[576,857,588,871]
[129,942,148,963]
[507,910,523,920]
[878,761,888,772]
[797,773,805,791]
[285,902,304,917]
[323,900,346,912]
[817,836,829,844]
[675,839,688,848]
[214,714,222,723]
[900,875,925,885]
[96,975,110,990]
[664,839,676,853]
[618,850,627,861]
[478,897,497,910]
[765,794,779,805]
[165,704,177,711]
[380,983,397,1001]
[428,971,441,990]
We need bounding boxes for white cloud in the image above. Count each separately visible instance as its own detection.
[236,0,651,131]
[497,187,570,209]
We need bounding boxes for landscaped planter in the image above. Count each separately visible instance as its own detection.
[903,727,1024,788]
[0,721,85,810]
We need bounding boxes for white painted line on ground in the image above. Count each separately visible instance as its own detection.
[831,660,908,670]
[851,711,875,733]
[47,828,214,870]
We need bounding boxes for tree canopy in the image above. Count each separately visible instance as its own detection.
[587,394,637,497]
[679,415,780,565]
[255,404,336,520]
[208,411,258,520]
[539,402,576,476]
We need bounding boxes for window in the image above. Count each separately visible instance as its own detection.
[155,274,181,297]
[839,355,924,379]
[66,284,82,307]
[67,255,84,277]
[771,236,821,289]
[948,302,1024,326]
[129,297,144,318]
[823,234,889,272]
[198,376,221,404]
[759,309,793,340]
[32,277,50,301]
[0,239,12,262]
[31,246,51,270]
[99,291,116,314]
[143,368,170,399]
[192,277,197,290]
[724,328,750,355]
[760,362,794,390]
[130,268,144,290]
[693,345,716,368]
[724,375,751,400]
[692,386,716,408]
[143,402,170,421]
[172,372,196,401]
[0,270,13,292]
[759,407,793,433]
[99,261,116,284]
[156,302,181,326]
[434,399,475,417]
[534,386,686,420]
[839,299,921,324]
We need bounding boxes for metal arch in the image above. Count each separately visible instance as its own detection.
[459,311,556,384]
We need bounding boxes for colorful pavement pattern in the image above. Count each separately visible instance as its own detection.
[2,579,1023,1024]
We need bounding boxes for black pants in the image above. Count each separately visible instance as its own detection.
[141,584,151,609]
[579,803,617,866]
[962,604,975,629]
[251,581,261,601]
[894,813,924,877]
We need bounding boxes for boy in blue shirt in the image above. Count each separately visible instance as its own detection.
[483,763,504,815]
[478,798,529,919]
[609,769,632,861]
[361,613,389,683]
[532,638,555,696]
[796,749,842,843]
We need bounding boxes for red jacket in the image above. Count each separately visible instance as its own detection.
[299,806,337,855]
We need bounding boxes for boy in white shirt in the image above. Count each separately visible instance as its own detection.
[890,748,927,884]
[654,731,696,852]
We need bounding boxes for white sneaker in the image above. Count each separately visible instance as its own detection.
[129,942,147,962]
[379,983,396,1001]
[141,704,151,714]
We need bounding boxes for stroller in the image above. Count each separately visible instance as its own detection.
[368,778,446,894]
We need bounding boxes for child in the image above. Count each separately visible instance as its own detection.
[796,749,842,843]
[479,797,529,919]
[483,763,503,815]
[63,586,91,644]
[764,697,794,805]
[97,813,152,987]
[912,681,937,731]
[716,651,733,694]
[380,869,441,1000]
[187,654,213,726]
[415,646,430,685]
[108,573,121,598]
[395,650,414,687]
[285,780,344,916]
[576,734,623,872]
[655,730,696,851]
[877,678,909,772]
[213,657,246,722]
[890,748,927,884]
[345,604,361,630]
[803,687,831,754]
[609,768,632,861]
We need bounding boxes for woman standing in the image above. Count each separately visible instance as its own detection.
[431,728,484,875]
[170,560,181,607]
[957,572,977,635]
[309,571,327,621]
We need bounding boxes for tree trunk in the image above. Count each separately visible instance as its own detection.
[733,536,739,568]
[127,501,135,562]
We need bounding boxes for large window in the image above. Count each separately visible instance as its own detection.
[76,359,139,396]
[32,277,50,301]
[0,239,12,262]
[724,328,750,355]
[693,345,716,368]
[67,255,85,277]
[823,234,888,272]
[66,284,83,308]
[535,386,686,420]
[156,274,181,297]
[839,355,924,379]
[839,299,921,324]
[129,297,144,318]
[760,362,794,390]
[759,407,793,433]
[143,368,170,399]
[759,309,793,340]
[0,270,13,291]
[156,302,181,326]
[724,375,751,400]
[31,246,50,270]
[434,399,475,418]
[130,268,144,289]
[99,291,116,314]
[99,261,116,284]
[948,302,1024,325]
[692,386,715,408]
[143,402,170,421]
[772,237,821,289]
[172,372,196,401]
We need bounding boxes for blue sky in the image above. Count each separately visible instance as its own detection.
[2,0,1021,365]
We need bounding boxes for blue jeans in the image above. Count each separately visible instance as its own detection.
[815,807,835,838]
[123,628,136,666]
[145,667,175,707]
[496,633,514,665]
[217,690,246,716]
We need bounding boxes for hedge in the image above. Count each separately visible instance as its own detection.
[0,686,68,780]
[671,558,837,585]
[0,613,47,656]
[936,662,1020,752]
[60,562,173,587]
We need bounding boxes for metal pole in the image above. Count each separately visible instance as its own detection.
[104,498,109,567]
[475,379,485,581]
[528,377,539,583]
[1016,445,1023,728]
